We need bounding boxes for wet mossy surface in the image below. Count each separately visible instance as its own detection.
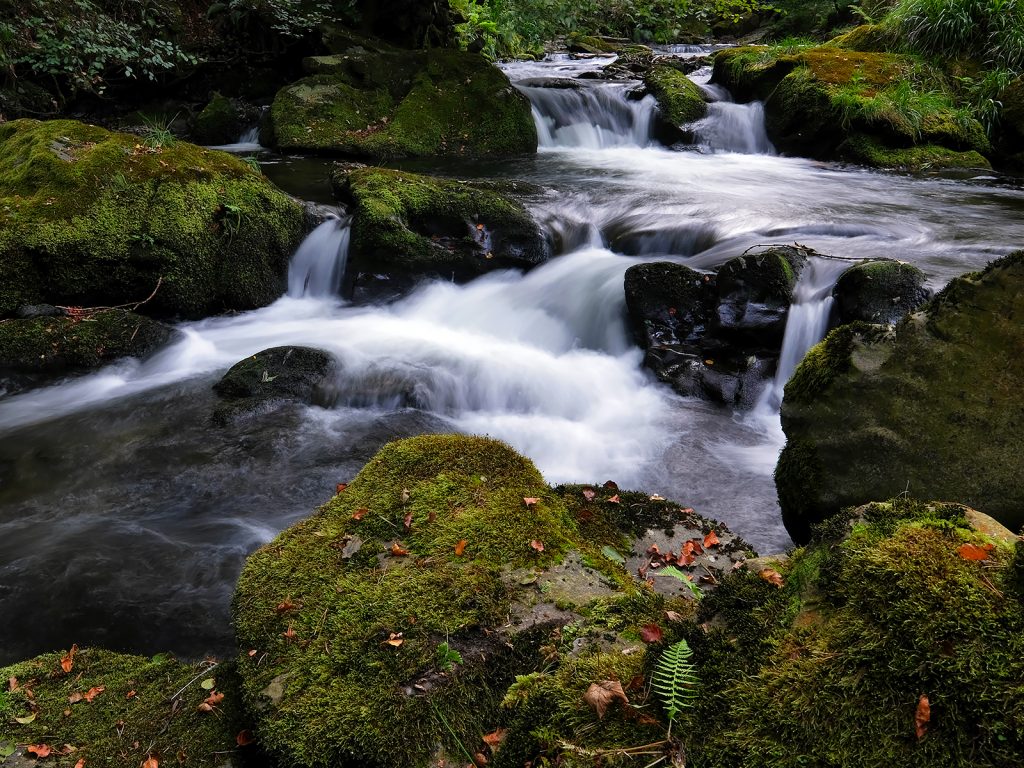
[0,119,305,320]
[192,93,244,145]
[0,309,174,374]
[269,48,536,159]
[334,166,548,282]
[712,46,990,166]
[682,498,1024,767]
[644,64,708,127]
[832,258,931,325]
[0,648,246,767]
[777,251,1024,541]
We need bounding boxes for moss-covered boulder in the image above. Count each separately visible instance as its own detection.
[233,434,752,768]
[212,345,335,424]
[192,92,244,145]
[833,258,930,325]
[644,64,708,128]
[776,251,1024,543]
[0,648,246,767]
[715,245,806,343]
[0,309,173,375]
[0,119,305,320]
[712,46,991,168]
[333,166,548,286]
[268,47,536,159]
[679,498,1024,767]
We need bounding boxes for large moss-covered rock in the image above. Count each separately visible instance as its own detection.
[0,119,305,320]
[192,92,244,145]
[832,258,931,325]
[776,252,1024,542]
[333,166,548,284]
[233,434,752,768]
[0,648,246,767]
[644,64,708,128]
[268,47,536,159]
[679,498,1024,767]
[712,46,990,167]
[0,309,173,374]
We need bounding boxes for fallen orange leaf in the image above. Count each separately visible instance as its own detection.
[403,512,413,531]
[385,632,404,647]
[582,489,596,501]
[391,542,410,557]
[68,692,84,704]
[639,623,663,643]
[915,694,930,740]
[351,507,368,521]
[60,644,78,674]
[275,599,295,613]
[957,542,992,561]
[482,728,507,748]
[282,625,297,642]
[529,539,544,553]
[759,568,784,588]
[125,690,136,700]
[27,745,51,758]
[142,756,158,768]
[523,497,539,508]
[83,686,104,703]
[607,494,620,504]
[583,680,629,720]
[704,531,720,548]
[335,483,347,494]
[74,759,85,768]
[8,676,17,692]
[236,730,255,746]
[454,539,468,556]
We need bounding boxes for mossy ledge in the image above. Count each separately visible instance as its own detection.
[0,119,305,320]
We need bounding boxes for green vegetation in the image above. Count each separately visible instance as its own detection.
[644,64,709,125]
[0,648,245,767]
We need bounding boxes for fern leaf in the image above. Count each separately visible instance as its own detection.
[652,639,698,729]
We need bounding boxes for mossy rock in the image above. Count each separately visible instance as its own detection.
[0,119,305,320]
[334,166,548,283]
[192,92,242,145]
[566,35,622,54]
[824,23,894,52]
[776,251,1024,542]
[0,648,246,767]
[681,498,1024,767]
[232,435,748,768]
[643,64,708,138]
[212,345,335,424]
[712,46,990,165]
[623,261,714,350]
[833,258,931,325]
[715,245,807,343]
[0,309,173,375]
[269,48,536,159]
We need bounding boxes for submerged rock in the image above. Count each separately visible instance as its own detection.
[832,258,931,325]
[712,45,991,169]
[0,648,245,767]
[0,119,305,320]
[776,251,1024,542]
[333,166,549,289]
[212,345,335,424]
[232,434,751,768]
[268,46,536,159]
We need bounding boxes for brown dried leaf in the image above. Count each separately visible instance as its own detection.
[385,632,404,648]
[275,599,295,614]
[391,542,410,557]
[142,756,159,768]
[74,759,86,768]
[482,728,507,748]
[335,482,347,494]
[603,480,619,490]
[27,745,51,758]
[351,507,368,521]
[8,677,17,692]
[957,543,992,561]
[523,497,539,508]
[582,488,596,501]
[60,644,78,674]
[125,690,136,700]
[759,568,784,588]
[607,494,620,504]
[704,531,720,548]
[529,539,544,553]
[236,730,255,746]
[665,610,685,623]
[649,494,665,501]
[454,539,468,557]
[915,694,930,740]
[83,686,104,703]
[583,680,629,720]
[403,512,413,531]
[639,623,663,644]
[282,625,297,642]
[68,692,84,704]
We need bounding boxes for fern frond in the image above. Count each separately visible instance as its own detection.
[652,639,698,736]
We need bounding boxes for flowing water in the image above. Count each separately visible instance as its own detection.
[3,51,1024,664]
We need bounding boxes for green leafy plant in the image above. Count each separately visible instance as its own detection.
[242,154,263,174]
[435,641,463,671]
[141,112,178,148]
[651,639,698,737]
[653,564,704,600]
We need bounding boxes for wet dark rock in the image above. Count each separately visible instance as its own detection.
[832,258,931,325]
[212,345,335,424]
[15,304,65,319]
[516,77,584,89]
[715,245,808,344]
[624,262,715,349]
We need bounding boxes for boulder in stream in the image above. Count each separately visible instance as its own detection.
[776,251,1024,542]
[212,345,335,424]
[832,258,931,325]
[715,245,807,343]
[333,166,549,289]
[643,63,708,142]
[267,43,536,159]
[232,434,752,768]
[0,119,305,320]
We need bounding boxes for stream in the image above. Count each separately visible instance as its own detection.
[2,51,1024,665]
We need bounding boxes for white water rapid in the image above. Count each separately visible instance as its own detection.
[287,217,351,298]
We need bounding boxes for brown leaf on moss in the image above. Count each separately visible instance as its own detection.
[74,759,85,768]
[384,632,404,647]
[391,542,411,557]
[26,745,51,758]
[8,677,18,692]
[759,568,784,588]
[68,692,84,704]
[275,599,295,614]
[603,480,619,490]
[403,512,413,531]
[582,488,596,501]
[454,539,468,556]
[639,623,663,644]
[236,730,255,747]
[482,728,507,748]
[915,694,930,739]
[60,644,78,674]
[351,508,368,521]
[523,497,539,508]
[83,686,104,703]
[142,756,159,768]
[335,482,347,494]
[282,625,297,642]
[529,539,544,553]
[703,531,720,548]
[583,680,629,719]
[607,494,620,504]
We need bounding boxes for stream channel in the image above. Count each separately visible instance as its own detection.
[2,50,1024,665]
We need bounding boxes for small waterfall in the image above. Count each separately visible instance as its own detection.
[757,258,851,412]
[287,217,351,298]
[238,126,260,144]
[692,101,775,155]
[205,125,263,153]
[518,83,658,149]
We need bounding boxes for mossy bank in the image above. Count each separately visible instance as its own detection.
[0,119,305,320]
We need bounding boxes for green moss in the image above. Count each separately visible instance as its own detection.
[783,321,890,405]
[643,65,708,125]
[270,49,536,159]
[336,166,545,278]
[192,92,240,145]
[0,119,304,319]
[0,309,172,373]
[0,649,245,767]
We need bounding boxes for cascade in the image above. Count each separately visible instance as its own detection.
[287,217,351,298]
[517,82,659,149]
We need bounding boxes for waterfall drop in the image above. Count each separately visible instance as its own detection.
[287,217,351,299]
